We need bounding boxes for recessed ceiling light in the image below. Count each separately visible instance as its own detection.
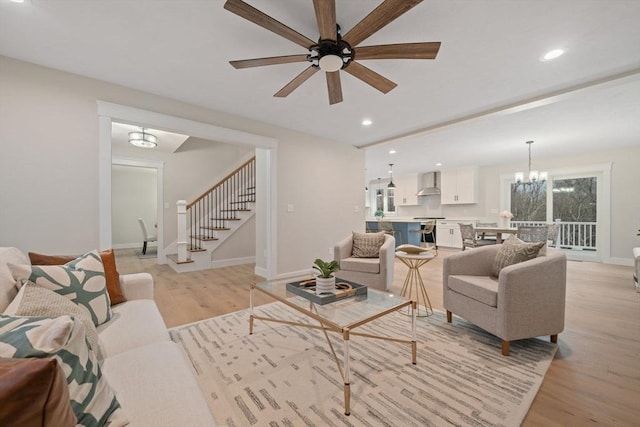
[541,49,564,61]
[362,119,372,126]
[389,149,396,154]
[10,0,25,3]
[436,162,442,167]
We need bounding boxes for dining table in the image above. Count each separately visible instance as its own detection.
[474,226,518,244]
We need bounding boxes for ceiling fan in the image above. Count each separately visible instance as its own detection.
[224,0,441,105]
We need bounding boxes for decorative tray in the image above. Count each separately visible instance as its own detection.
[286,278,367,305]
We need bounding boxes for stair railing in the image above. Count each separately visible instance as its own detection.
[180,157,256,261]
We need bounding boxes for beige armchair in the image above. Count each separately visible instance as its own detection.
[443,245,567,355]
[333,234,395,291]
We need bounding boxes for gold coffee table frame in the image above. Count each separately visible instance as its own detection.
[250,278,417,416]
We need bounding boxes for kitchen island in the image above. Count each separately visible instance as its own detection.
[366,219,422,247]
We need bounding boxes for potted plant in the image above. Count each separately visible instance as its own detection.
[312,258,339,294]
[374,210,385,220]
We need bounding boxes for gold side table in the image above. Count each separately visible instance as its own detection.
[395,250,437,317]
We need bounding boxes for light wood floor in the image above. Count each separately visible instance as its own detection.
[115,248,640,426]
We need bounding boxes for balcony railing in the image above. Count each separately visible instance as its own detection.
[511,220,597,251]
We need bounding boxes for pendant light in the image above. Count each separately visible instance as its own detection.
[129,127,158,148]
[515,141,547,183]
[387,163,396,188]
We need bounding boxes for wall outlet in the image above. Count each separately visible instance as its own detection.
[287,204,294,212]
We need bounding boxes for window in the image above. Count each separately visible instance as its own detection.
[510,181,547,221]
[374,187,396,215]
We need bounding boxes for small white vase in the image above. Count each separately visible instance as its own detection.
[315,276,336,295]
[500,217,510,228]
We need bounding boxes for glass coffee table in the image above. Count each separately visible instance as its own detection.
[250,277,418,416]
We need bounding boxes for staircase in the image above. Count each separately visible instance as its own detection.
[167,157,256,273]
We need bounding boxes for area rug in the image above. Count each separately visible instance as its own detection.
[169,302,557,427]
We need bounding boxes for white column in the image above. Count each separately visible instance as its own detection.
[176,200,188,263]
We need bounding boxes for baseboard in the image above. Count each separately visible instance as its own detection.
[211,256,256,269]
[274,269,314,281]
[606,257,634,267]
[112,243,142,249]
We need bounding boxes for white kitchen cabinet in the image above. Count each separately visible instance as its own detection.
[440,167,478,204]
[395,173,420,206]
[436,220,462,248]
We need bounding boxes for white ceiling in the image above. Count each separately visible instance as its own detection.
[1,0,639,183]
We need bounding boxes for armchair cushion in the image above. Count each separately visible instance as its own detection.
[351,231,385,258]
[491,235,545,277]
[448,275,498,307]
[340,257,380,274]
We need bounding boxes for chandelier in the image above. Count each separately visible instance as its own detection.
[129,128,158,148]
[515,140,547,183]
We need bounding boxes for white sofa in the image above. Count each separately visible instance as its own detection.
[0,247,216,426]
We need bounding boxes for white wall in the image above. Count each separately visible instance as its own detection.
[111,165,157,247]
[0,56,365,276]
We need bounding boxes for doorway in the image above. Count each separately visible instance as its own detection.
[97,101,278,278]
[111,160,163,259]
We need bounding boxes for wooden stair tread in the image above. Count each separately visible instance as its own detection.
[167,254,194,264]
[191,235,219,241]
[200,226,230,231]
[220,208,251,212]
[210,217,240,221]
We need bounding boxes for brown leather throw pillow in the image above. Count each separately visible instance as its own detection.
[0,357,76,427]
[28,249,126,306]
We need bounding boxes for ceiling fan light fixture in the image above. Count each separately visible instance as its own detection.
[129,128,158,148]
[319,54,343,72]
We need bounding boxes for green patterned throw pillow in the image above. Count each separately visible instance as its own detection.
[491,235,546,277]
[9,250,112,326]
[0,314,127,427]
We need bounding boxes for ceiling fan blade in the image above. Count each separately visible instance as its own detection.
[343,61,397,94]
[224,0,315,49]
[230,54,309,69]
[274,66,319,98]
[342,0,422,47]
[313,0,337,40]
[326,71,343,105]
[356,42,441,60]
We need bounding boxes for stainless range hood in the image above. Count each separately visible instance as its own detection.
[417,171,441,196]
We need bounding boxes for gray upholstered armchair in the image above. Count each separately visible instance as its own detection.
[443,244,567,356]
[333,233,395,291]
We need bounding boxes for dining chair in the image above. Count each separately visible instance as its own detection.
[377,221,402,245]
[138,218,158,255]
[516,225,548,244]
[547,224,561,248]
[459,223,494,250]
[412,220,436,250]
